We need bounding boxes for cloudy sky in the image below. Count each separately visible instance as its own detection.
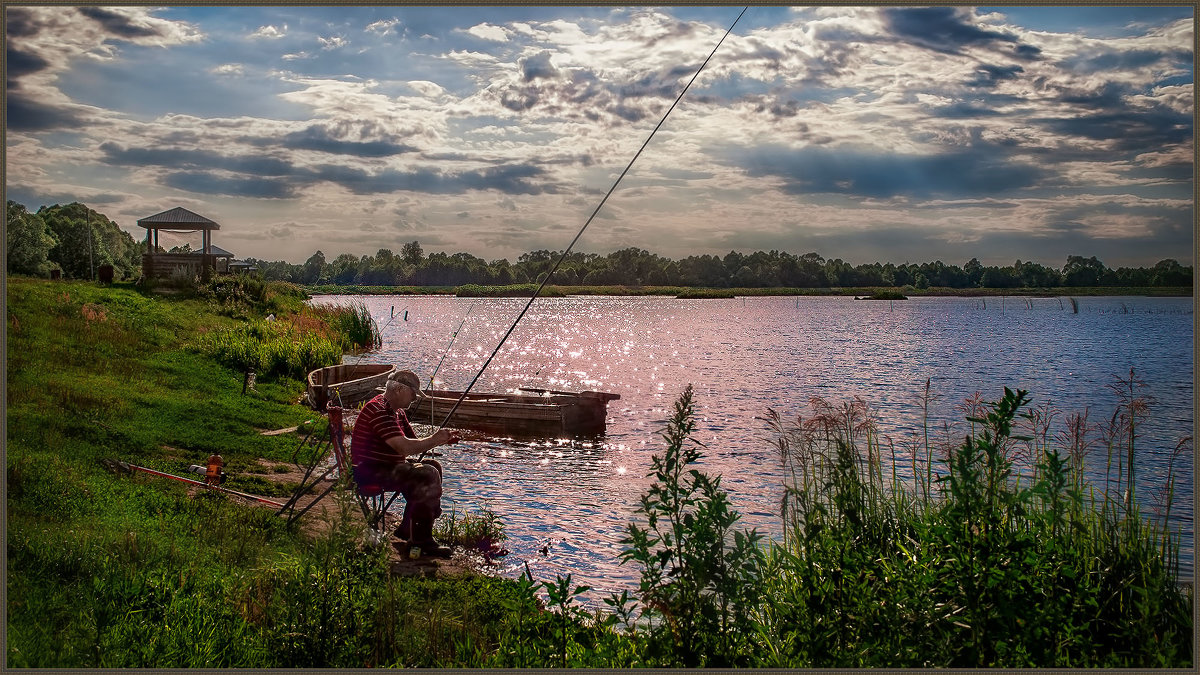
[5,5,1194,267]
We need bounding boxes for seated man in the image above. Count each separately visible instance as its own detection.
[350,369,461,557]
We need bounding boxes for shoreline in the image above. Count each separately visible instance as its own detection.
[303,283,1193,298]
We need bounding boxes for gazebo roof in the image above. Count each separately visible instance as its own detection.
[209,244,235,258]
[137,207,220,230]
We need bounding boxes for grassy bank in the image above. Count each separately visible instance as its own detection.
[7,276,1192,667]
[307,282,1193,298]
[5,277,523,667]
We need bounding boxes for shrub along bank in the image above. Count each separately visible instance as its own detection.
[6,276,1192,667]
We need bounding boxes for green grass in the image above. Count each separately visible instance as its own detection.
[675,288,737,299]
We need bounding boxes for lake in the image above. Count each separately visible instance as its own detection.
[312,293,1194,603]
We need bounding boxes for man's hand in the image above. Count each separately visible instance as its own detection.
[434,428,461,445]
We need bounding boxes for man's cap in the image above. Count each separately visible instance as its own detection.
[388,369,422,392]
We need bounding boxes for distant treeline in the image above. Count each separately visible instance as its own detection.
[6,200,1192,289]
[256,243,1192,290]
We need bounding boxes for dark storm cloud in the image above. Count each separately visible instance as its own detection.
[1057,82,1130,110]
[881,7,1019,55]
[620,64,694,99]
[7,46,49,80]
[6,94,87,131]
[163,171,298,199]
[99,142,295,175]
[932,102,1005,119]
[76,6,163,39]
[310,163,558,195]
[967,63,1024,88]
[520,51,558,81]
[731,146,1045,199]
[6,7,40,37]
[277,125,419,157]
[1013,44,1042,60]
[1036,107,1192,152]
[1067,48,1182,73]
[500,89,539,112]
[98,140,557,196]
[493,58,689,122]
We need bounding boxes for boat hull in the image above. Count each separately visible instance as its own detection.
[406,388,620,438]
[306,363,398,410]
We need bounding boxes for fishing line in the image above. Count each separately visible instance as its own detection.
[425,300,478,424]
[427,300,476,391]
[425,7,749,446]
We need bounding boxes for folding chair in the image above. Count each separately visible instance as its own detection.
[278,406,403,532]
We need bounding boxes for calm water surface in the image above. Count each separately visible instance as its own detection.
[313,294,1194,602]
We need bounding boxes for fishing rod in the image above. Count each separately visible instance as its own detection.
[421,7,748,456]
[107,460,286,507]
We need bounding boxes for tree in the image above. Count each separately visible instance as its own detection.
[401,240,424,266]
[328,253,361,284]
[963,257,984,287]
[1149,259,1191,286]
[1014,260,1061,287]
[7,201,58,276]
[303,250,326,284]
[1061,255,1107,287]
[677,254,728,287]
[979,266,1020,288]
[39,202,143,280]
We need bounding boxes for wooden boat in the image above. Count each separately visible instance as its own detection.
[405,387,621,438]
[306,363,398,410]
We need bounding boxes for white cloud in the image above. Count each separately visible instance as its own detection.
[366,18,400,36]
[210,63,244,76]
[407,80,446,98]
[319,35,348,50]
[250,24,287,39]
[442,50,501,68]
[466,23,509,42]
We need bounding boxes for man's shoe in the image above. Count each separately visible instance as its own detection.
[412,539,453,558]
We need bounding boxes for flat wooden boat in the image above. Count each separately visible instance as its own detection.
[405,387,621,438]
[306,363,398,410]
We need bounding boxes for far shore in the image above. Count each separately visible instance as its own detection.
[303,283,1193,298]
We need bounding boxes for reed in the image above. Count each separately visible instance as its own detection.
[434,507,507,553]
[757,383,1192,667]
[311,301,383,351]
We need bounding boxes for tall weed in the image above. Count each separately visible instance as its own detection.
[619,384,764,667]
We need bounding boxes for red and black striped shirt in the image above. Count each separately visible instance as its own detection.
[350,393,416,479]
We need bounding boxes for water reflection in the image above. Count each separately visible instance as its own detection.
[315,294,1194,603]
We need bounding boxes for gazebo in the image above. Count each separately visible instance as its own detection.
[138,207,221,280]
